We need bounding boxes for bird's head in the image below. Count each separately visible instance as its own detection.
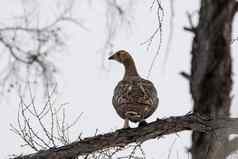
[108,50,132,64]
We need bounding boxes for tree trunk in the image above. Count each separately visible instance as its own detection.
[190,0,237,159]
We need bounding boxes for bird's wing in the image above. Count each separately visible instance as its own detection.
[113,78,158,106]
[136,79,158,106]
[112,80,131,107]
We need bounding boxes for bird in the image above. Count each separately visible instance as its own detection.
[108,50,159,128]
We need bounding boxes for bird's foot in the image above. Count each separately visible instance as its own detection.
[117,143,127,148]
[138,120,147,127]
[123,119,130,129]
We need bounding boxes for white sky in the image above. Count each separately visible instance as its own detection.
[0,0,238,158]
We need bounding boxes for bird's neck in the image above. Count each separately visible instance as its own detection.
[123,58,140,79]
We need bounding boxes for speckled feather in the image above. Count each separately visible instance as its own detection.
[112,76,159,122]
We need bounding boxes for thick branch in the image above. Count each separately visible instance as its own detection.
[189,0,237,158]
[13,114,238,159]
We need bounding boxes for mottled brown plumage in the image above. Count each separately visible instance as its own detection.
[109,50,159,128]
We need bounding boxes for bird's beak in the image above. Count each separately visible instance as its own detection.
[108,54,115,60]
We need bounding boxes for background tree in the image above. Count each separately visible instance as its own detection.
[189,1,237,159]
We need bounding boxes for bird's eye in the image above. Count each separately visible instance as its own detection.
[118,54,123,61]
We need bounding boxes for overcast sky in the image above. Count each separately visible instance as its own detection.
[0,0,238,158]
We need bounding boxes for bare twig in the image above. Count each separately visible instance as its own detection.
[167,138,177,159]
[0,0,83,95]
[142,0,164,78]
[180,71,191,80]
[183,11,197,33]
[10,84,82,151]
[100,0,134,70]
[162,0,175,71]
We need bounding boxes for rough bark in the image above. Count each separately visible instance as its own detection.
[189,0,238,159]
[12,114,238,159]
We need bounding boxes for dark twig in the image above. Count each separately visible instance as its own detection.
[183,11,197,33]
[143,0,164,78]
[10,84,82,152]
[0,0,83,95]
[180,71,191,80]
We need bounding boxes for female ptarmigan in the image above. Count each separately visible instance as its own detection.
[109,50,159,128]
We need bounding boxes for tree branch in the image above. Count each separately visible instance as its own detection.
[12,113,238,159]
[180,71,191,81]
